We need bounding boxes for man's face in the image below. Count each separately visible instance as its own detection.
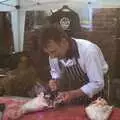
[43,39,69,59]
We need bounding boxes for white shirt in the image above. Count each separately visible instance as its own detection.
[49,39,108,98]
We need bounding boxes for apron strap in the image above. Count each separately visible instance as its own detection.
[58,39,89,82]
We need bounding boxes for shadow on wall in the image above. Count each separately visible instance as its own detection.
[24,29,51,83]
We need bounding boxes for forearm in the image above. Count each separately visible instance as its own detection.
[81,81,104,98]
[69,89,88,99]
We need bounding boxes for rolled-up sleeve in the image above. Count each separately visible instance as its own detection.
[49,57,61,80]
[80,47,106,98]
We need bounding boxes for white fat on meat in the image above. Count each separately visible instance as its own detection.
[85,98,113,120]
[21,92,49,113]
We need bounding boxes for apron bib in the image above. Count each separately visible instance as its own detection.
[58,40,91,105]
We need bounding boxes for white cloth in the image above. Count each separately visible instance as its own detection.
[49,39,108,98]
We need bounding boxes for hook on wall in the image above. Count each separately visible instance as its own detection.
[15,5,20,10]
[88,1,92,5]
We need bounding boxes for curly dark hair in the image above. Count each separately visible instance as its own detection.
[40,23,69,49]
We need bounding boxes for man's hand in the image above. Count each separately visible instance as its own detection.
[56,89,86,103]
[56,91,72,103]
[48,80,59,91]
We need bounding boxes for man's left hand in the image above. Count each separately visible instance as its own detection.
[56,91,72,103]
[56,89,86,103]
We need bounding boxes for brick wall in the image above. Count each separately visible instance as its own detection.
[80,8,119,79]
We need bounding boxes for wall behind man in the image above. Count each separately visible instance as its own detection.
[81,8,119,79]
[79,8,120,105]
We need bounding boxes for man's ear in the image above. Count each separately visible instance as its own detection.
[61,38,68,46]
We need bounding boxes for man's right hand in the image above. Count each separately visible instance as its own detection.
[48,80,59,92]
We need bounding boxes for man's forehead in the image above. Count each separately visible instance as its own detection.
[46,40,56,47]
[46,40,60,47]
[44,41,57,51]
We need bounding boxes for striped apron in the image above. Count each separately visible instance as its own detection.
[58,40,91,105]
